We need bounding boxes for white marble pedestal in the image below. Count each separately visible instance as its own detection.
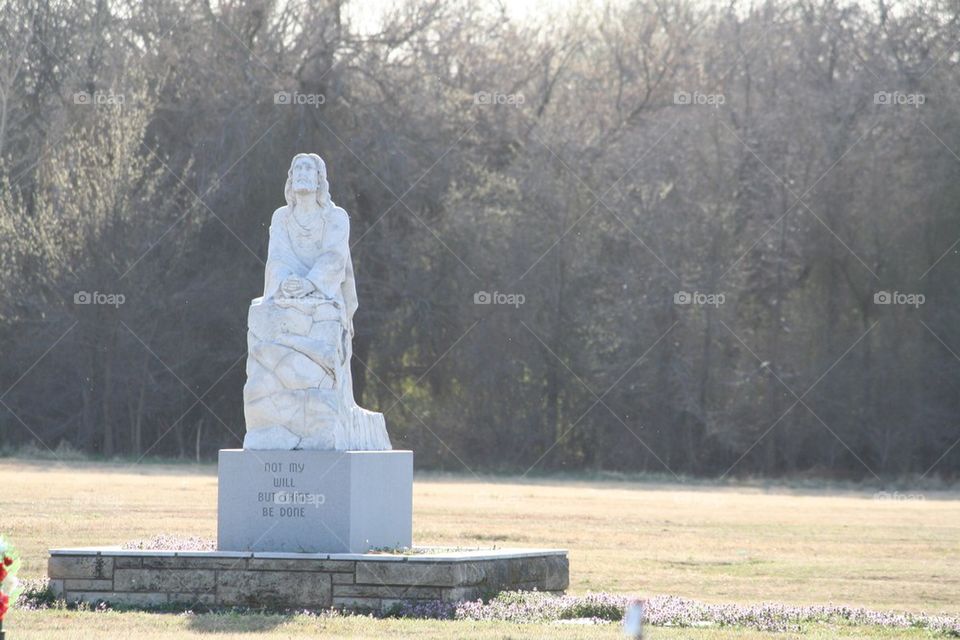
[217,449,412,553]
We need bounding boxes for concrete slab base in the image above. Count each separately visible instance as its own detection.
[47,547,570,612]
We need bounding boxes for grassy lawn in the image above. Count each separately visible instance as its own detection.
[10,608,938,639]
[2,457,958,638]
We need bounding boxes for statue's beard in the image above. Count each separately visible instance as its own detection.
[291,188,331,210]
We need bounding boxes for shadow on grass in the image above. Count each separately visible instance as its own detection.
[184,611,297,634]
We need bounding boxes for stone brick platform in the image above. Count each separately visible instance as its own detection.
[48,547,568,611]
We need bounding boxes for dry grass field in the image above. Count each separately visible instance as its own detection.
[8,608,938,639]
[1,457,958,638]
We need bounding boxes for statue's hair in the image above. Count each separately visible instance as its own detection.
[284,153,335,209]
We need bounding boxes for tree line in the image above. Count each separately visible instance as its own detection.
[0,0,958,478]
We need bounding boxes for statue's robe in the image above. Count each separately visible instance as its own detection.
[243,204,390,450]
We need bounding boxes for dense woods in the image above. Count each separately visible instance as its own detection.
[0,0,958,478]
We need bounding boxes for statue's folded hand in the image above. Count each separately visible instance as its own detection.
[280,275,316,298]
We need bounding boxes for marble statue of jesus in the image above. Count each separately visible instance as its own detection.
[242,153,391,450]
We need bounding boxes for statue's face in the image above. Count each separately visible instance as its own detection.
[291,157,319,195]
